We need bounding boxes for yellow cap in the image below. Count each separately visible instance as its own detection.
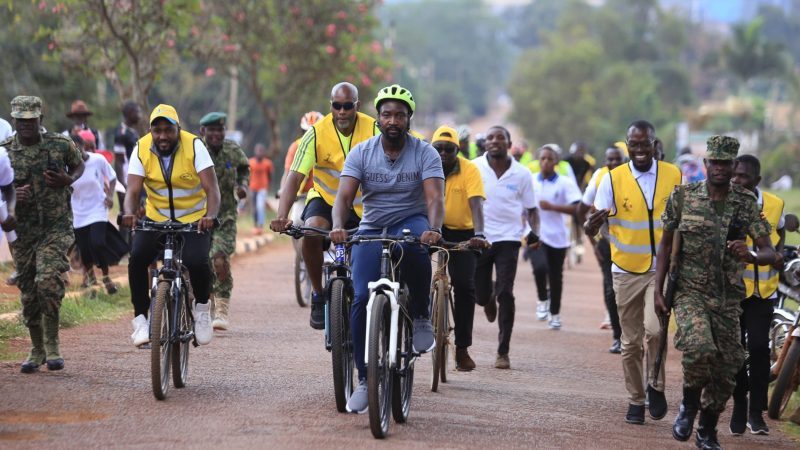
[149,104,180,126]
[431,125,459,147]
[614,141,629,157]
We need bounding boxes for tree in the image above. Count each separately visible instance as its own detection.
[720,18,789,90]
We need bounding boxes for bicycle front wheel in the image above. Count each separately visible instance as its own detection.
[294,252,311,307]
[330,279,355,413]
[430,279,446,392]
[171,281,191,388]
[392,313,414,423]
[768,337,800,419]
[151,280,172,400]
[368,293,392,439]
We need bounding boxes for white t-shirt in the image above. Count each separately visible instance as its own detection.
[594,159,658,273]
[71,153,117,228]
[474,154,537,243]
[581,168,606,206]
[127,139,214,181]
[0,118,12,141]
[533,172,582,248]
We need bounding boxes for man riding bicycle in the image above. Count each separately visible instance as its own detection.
[330,84,444,413]
[271,82,377,329]
[122,104,221,347]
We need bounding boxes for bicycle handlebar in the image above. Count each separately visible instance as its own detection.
[281,225,359,239]
[134,219,201,233]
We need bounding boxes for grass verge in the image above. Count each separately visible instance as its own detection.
[0,285,131,360]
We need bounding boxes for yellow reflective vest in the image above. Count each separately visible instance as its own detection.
[308,112,376,217]
[744,190,783,298]
[607,161,681,273]
[137,130,207,223]
[594,166,610,189]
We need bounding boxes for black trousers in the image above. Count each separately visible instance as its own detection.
[597,238,622,339]
[732,296,774,412]
[74,221,129,270]
[475,241,521,355]
[529,243,567,315]
[129,228,212,317]
[443,228,477,349]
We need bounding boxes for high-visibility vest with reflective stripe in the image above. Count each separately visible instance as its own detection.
[608,161,681,273]
[138,130,207,223]
[527,160,572,177]
[307,112,376,217]
[744,190,783,298]
[594,166,610,189]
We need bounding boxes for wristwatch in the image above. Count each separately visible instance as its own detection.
[474,232,486,239]
[429,227,442,235]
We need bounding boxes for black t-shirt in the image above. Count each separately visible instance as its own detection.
[113,122,139,160]
[567,155,592,186]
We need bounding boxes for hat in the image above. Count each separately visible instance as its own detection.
[199,111,227,127]
[149,104,180,126]
[66,100,92,117]
[431,125,459,147]
[705,135,739,161]
[10,96,43,119]
[77,129,95,145]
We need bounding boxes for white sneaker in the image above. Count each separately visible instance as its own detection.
[131,314,150,347]
[536,300,549,321]
[194,302,213,345]
[548,314,562,330]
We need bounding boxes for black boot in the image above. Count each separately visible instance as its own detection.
[696,409,721,450]
[673,386,701,441]
[729,399,747,435]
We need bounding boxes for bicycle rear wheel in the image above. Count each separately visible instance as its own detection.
[368,294,392,439]
[171,281,191,388]
[151,280,172,400]
[330,279,355,412]
[768,337,800,419]
[392,312,414,423]
[294,252,311,307]
[440,291,452,383]
[430,279,446,392]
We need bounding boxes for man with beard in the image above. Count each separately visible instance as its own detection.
[585,120,681,425]
[5,96,84,373]
[474,125,540,370]
[199,112,249,331]
[121,104,221,347]
[271,82,377,330]
[656,136,775,448]
[330,84,443,413]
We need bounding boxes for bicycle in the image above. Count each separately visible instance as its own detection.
[134,219,203,401]
[429,240,477,392]
[353,229,426,439]
[282,225,357,412]
[289,195,312,307]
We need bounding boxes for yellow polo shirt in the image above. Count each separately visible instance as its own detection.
[444,157,486,230]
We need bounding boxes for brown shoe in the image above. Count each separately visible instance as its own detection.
[484,299,497,323]
[494,353,510,369]
[455,347,476,371]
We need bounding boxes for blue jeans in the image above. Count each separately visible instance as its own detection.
[252,189,267,227]
[350,214,432,380]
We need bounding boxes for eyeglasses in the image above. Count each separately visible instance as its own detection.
[433,144,458,154]
[331,101,355,111]
[625,139,655,150]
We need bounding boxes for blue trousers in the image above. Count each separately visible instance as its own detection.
[350,214,432,380]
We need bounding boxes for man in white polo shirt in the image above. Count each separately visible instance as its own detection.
[474,125,539,370]
[585,120,681,425]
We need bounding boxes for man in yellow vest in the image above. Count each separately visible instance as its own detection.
[271,82,377,329]
[584,120,681,425]
[729,154,784,435]
[122,104,222,347]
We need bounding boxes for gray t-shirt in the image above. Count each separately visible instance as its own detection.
[342,135,444,229]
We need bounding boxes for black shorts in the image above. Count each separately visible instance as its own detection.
[301,196,360,229]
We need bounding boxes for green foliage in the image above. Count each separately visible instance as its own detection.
[721,17,790,88]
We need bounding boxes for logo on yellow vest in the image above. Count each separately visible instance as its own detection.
[180,172,193,182]
[622,197,632,212]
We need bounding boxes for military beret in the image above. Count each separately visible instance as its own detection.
[10,96,43,119]
[199,112,227,127]
[705,135,739,161]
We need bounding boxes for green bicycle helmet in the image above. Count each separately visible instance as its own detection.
[374,84,416,115]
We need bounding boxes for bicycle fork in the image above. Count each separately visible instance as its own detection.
[364,279,401,368]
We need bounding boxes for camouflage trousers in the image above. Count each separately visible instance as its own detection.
[210,218,237,299]
[673,290,745,414]
[11,231,72,328]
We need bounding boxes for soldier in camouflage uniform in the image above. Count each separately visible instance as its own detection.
[199,112,249,330]
[4,96,85,373]
[655,136,775,449]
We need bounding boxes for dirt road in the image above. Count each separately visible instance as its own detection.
[0,243,795,449]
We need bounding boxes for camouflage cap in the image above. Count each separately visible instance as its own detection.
[10,96,43,119]
[199,111,226,127]
[705,135,739,161]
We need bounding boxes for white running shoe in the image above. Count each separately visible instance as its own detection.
[536,300,549,321]
[131,314,150,347]
[548,314,562,330]
[194,302,213,345]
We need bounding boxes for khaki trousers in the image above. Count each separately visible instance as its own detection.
[613,271,666,405]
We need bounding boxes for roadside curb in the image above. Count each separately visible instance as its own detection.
[0,231,278,324]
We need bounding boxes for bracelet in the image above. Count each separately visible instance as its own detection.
[429,227,442,235]
[474,233,486,239]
